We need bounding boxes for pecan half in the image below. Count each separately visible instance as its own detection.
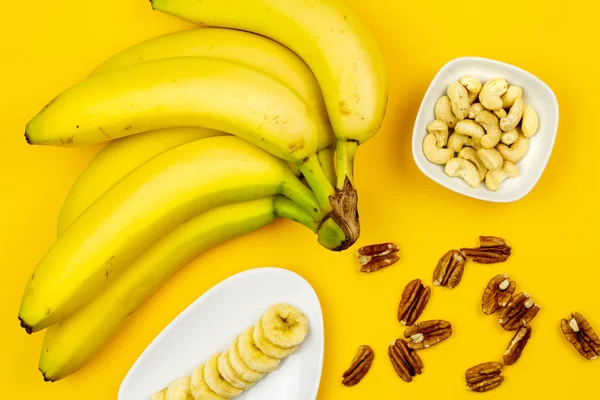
[404,320,452,350]
[461,236,511,264]
[481,274,516,315]
[388,338,423,382]
[342,345,374,386]
[397,279,431,326]
[561,312,600,360]
[357,242,399,272]
[498,292,540,331]
[466,362,504,392]
[503,324,532,365]
[432,250,466,288]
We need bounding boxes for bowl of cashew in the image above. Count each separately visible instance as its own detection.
[412,57,559,202]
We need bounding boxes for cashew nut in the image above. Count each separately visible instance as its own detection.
[479,78,508,110]
[499,98,523,132]
[445,158,481,188]
[485,161,519,191]
[447,82,470,120]
[478,148,504,171]
[468,103,485,119]
[521,104,539,137]
[435,96,458,129]
[423,134,453,164]
[500,128,519,145]
[501,86,523,109]
[427,119,449,148]
[493,108,507,119]
[460,76,482,104]
[458,147,487,182]
[475,111,502,149]
[447,133,473,153]
[496,133,530,163]
[455,120,484,145]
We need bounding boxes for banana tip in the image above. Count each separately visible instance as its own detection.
[40,369,55,383]
[24,130,32,145]
[18,316,33,334]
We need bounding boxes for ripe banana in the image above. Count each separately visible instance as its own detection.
[24,57,337,217]
[90,27,335,157]
[227,336,265,383]
[150,0,389,188]
[165,376,193,400]
[261,303,309,349]
[203,353,242,398]
[190,365,226,400]
[39,196,315,381]
[237,326,280,373]
[217,351,253,390]
[57,127,224,235]
[253,316,297,359]
[20,136,324,333]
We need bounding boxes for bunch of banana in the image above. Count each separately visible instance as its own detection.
[19,0,387,382]
[152,303,309,399]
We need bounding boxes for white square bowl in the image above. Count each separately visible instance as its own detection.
[411,57,559,202]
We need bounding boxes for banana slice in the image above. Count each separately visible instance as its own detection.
[218,351,254,390]
[228,336,265,383]
[261,303,309,349]
[165,376,193,400]
[253,316,297,359]
[190,364,227,400]
[237,326,280,373]
[203,353,243,399]
[151,388,167,400]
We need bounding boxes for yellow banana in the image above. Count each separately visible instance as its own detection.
[91,27,335,155]
[39,196,315,381]
[25,57,337,217]
[57,127,224,235]
[150,0,389,188]
[19,136,323,333]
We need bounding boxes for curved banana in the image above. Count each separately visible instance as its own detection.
[150,0,388,188]
[203,353,242,398]
[20,136,323,333]
[25,57,337,217]
[39,196,315,381]
[91,27,334,155]
[57,127,223,235]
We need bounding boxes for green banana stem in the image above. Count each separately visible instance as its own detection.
[279,166,323,222]
[273,196,318,232]
[317,147,336,186]
[335,140,359,190]
[297,154,336,214]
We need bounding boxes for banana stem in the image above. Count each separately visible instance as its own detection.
[297,154,336,214]
[279,172,324,222]
[317,147,337,186]
[335,140,359,190]
[273,196,318,233]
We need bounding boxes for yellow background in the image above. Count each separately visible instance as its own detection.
[1,0,598,397]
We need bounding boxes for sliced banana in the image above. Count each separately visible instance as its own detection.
[253,316,297,359]
[190,364,227,400]
[165,376,193,400]
[261,303,309,349]
[203,353,243,399]
[218,351,254,390]
[237,326,281,373]
[151,388,167,400]
[228,336,266,382]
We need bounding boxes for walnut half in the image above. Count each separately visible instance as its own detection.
[397,279,431,326]
[466,362,504,392]
[503,324,532,365]
[561,312,600,361]
[341,345,374,386]
[481,274,516,315]
[404,320,452,350]
[432,250,466,289]
[388,339,423,382]
[498,292,540,331]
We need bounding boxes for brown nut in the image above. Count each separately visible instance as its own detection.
[404,320,452,350]
[561,312,600,361]
[357,243,399,273]
[461,236,511,264]
[388,338,423,382]
[481,274,516,315]
[499,292,541,331]
[397,279,431,326]
[466,362,504,392]
[341,345,374,386]
[503,324,532,365]
[433,249,466,289]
